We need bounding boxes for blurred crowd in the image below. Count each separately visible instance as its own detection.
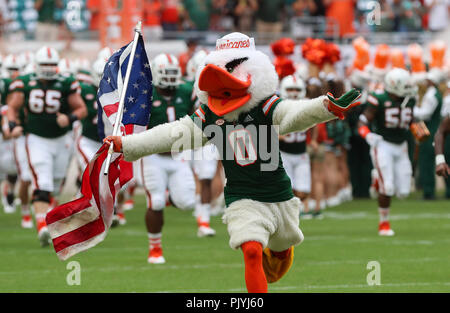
[0,0,448,42]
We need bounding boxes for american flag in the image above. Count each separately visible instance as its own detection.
[45,34,152,260]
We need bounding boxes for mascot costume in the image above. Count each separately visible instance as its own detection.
[105,33,361,293]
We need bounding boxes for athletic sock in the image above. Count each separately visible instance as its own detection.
[148,232,162,251]
[378,207,390,223]
[35,213,47,231]
[21,204,31,218]
[241,241,267,293]
[197,203,211,227]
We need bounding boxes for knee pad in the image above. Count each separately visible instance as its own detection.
[32,189,51,203]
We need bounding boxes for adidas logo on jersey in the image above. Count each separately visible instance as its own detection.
[243,114,254,122]
[176,97,182,104]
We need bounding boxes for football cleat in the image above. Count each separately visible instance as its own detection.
[148,247,165,264]
[123,199,134,211]
[3,203,16,214]
[110,215,120,228]
[38,226,51,247]
[378,221,395,236]
[197,225,216,237]
[117,213,126,225]
[21,215,33,229]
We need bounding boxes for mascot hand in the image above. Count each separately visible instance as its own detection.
[326,89,362,120]
[104,136,123,153]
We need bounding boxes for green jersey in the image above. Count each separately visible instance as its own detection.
[149,83,196,128]
[10,73,80,138]
[0,78,12,105]
[191,95,294,207]
[424,87,442,136]
[279,132,307,154]
[366,90,415,144]
[80,81,100,142]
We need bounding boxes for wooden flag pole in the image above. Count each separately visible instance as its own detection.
[104,21,142,175]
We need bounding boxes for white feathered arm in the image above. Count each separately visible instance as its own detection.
[273,96,337,135]
[122,116,208,162]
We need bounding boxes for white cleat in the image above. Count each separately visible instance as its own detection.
[21,218,33,229]
[197,226,216,237]
[38,227,52,247]
[378,229,395,236]
[147,256,166,264]
[123,200,134,211]
[3,204,16,214]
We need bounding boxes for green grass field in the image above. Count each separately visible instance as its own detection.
[1,194,449,293]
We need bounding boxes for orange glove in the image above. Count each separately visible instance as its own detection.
[103,136,123,153]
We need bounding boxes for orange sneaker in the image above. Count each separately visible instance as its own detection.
[148,246,165,264]
[378,221,395,236]
[262,247,294,283]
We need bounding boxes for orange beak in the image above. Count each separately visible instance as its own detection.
[198,64,251,116]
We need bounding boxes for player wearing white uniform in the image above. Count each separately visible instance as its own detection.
[7,46,87,246]
[358,68,417,236]
[186,50,218,236]
[278,75,312,216]
[137,54,197,264]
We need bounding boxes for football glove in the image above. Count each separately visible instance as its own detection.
[410,121,430,143]
[327,89,362,120]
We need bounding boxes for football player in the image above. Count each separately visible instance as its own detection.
[434,115,450,179]
[278,75,312,216]
[7,46,87,246]
[413,68,447,199]
[358,68,417,236]
[185,50,218,236]
[138,53,197,263]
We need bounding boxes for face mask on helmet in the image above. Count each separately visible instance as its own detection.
[36,63,59,80]
[285,88,304,100]
[156,67,181,89]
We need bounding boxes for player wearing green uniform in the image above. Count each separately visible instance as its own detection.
[6,46,87,247]
[76,78,102,170]
[0,76,18,215]
[138,54,199,264]
[277,75,311,216]
[358,68,416,236]
[413,69,446,199]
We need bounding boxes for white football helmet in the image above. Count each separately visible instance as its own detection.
[151,53,181,89]
[58,58,76,76]
[426,68,447,85]
[97,47,114,62]
[74,57,91,73]
[92,58,106,87]
[384,68,415,97]
[279,74,307,100]
[3,54,22,78]
[186,50,207,82]
[35,46,60,80]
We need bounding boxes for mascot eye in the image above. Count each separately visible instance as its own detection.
[225,57,248,74]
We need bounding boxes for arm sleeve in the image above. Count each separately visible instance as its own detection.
[414,89,438,121]
[272,95,336,135]
[122,116,208,162]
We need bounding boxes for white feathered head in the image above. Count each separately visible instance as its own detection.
[194,32,279,121]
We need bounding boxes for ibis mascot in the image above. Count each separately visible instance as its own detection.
[106,33,361,293]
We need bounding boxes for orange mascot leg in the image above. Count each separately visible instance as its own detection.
[241,241,268,293]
